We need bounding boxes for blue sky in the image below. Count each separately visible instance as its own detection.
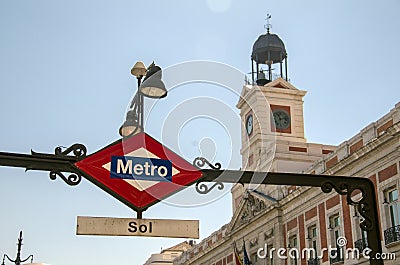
[0,0,399,264]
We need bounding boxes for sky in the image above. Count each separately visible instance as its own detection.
[0,0,399,264]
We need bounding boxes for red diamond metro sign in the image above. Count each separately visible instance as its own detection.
[74,133,203,212]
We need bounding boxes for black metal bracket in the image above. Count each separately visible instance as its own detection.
[193,157,224,194]
[0,144,86,186]
[197,167,383,265]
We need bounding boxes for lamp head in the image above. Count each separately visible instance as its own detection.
[144,62,162,79]
[131,61,147,77]
[140,64,167,98]
[119,110,140,137]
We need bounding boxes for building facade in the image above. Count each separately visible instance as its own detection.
[172,27,400,265]
[144,241,194,265]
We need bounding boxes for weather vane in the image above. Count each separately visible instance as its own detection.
[264,13,272,33]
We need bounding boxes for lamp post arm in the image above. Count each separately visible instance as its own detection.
[3,254,15,263]
[19,254,33,264]
[0,144,86,186]
[137,76,144,132]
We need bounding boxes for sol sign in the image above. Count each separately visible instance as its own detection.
[76,216,199,238]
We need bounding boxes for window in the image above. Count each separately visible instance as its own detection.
[329,214,343,263]
[307,225,318,259]
[266,244,274,265]
[353,206,368,251]
[388,188,400,227]
[330,215,341,243]
[288,235,298,265]
[383,187,400,245]
[251,252,258,265]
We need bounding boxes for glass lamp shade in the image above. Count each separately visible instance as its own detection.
[119,111,140,137]
[131,61,147,77]
[119,123,138,137]
[140,77,167,98]
[139,63,167,98]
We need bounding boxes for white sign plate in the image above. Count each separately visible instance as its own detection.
[76,216,199,239]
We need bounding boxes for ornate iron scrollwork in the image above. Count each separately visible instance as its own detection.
[195,181,224,194]
[193,157,224,194]
[49,170,82,186]
[193,157,221,170]
[321,181,373,231]
[51,144,86,185]
[31,143,87,159]
[28,143,87,186]
[54,144,87,158]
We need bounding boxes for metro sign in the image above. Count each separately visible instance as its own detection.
[74,133,202,211]
[110,156,173,182]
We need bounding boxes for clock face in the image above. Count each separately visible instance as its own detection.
[273,109,290,130]
[246,114,253,135]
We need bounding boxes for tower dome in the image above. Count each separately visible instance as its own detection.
[250,15,288,85]
[251,32,287,64]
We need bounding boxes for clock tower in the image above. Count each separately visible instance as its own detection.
[232,20,336,211]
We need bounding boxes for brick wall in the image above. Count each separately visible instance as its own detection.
[326,156,338,169]
[341,197,353,248]
[326,195,340,210]
[378,163,398,183]
[377,119,393,135]
[287,218,298,231]
[305,207,317,221]
[350,139,363,154]
[318,203,328,262]
[298,214,306,265]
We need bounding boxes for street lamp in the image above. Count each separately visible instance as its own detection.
[119,61,167,137]
[1,231,33,265]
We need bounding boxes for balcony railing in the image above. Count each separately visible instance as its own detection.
[329,248,344,264]
[354,238,368,252]
[384,225,400,245]
[307,258,320,265]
